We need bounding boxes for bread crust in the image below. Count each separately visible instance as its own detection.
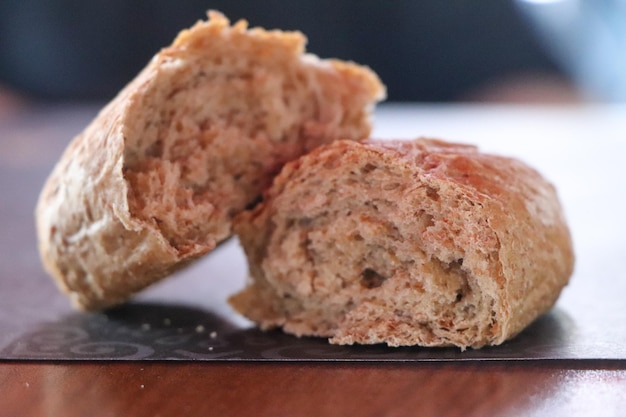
[230,139,575,349]
[36,11,384,310]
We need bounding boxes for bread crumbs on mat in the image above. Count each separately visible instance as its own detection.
[195,325,205,333]
[210,331,218,339]
[141,323,151,331]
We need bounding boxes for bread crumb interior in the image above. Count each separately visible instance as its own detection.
[122,43,369,254]
[255,146,500,347]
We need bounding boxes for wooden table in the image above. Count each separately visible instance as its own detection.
[1,103,625,416]
[1,361,625,416]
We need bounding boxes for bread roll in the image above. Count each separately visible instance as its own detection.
[230,139,574,349]
[35,11,385,310]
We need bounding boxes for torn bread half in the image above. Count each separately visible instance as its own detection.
[35,11,385,310]
[230,138,574,349]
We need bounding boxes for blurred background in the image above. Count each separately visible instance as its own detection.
[0,0,624,107]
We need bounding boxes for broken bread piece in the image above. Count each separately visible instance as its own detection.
[230,138,574,349]
[35,11,385,310]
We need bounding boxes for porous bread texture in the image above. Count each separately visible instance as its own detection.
[231,139,575,349]
[35,11,385,310]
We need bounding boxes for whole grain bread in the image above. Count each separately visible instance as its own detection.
[35,11,385,310]
[230,138,574,349]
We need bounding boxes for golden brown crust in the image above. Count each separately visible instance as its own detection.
[230,138,574,349]
[36,11,385,310]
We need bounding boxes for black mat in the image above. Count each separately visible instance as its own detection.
[2,105,625,362]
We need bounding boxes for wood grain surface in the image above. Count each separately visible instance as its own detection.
[1,361,626,417]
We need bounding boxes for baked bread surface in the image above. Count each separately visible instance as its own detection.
[230,138,575,349]
[35,11,385,310]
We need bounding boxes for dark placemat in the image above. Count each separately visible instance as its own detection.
[2,104,626,362]
[3,235,603,362]
[1,301,580,362]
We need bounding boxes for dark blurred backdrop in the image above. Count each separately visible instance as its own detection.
[0,0,567,102]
